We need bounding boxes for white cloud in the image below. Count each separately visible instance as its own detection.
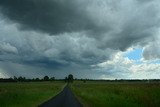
[94,50,160,79]
[96,52,133,67]
[0,68,9,78]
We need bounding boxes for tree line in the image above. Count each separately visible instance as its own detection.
[1,74,159,83]
[0,76,55,82]
[0,74,74,83]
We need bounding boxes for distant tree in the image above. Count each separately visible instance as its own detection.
[43,76,49,81]
[9,77,13,80]
[32,78,35,81]
[13,76,18,81]
[23,77,26,81]
[68,74,73,83]
[18,76,23,81]
[35,78,40,81]
[50,77,55,81]
[18,76,26,82]
[65,77,68,83]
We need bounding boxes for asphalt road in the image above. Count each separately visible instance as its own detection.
[39,85,83,107]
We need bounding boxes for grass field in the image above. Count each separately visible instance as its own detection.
[71,81,160,107]
[0,81,65,107]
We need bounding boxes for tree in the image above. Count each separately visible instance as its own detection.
[68,74,73,83]
[50,77,55,81]
[13,76,18,81]
[35,78,40,81]
[18,76,26,82]
[43,76,49,81]
[65,77,68,83]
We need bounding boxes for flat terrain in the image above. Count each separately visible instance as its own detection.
[0,82,64,107]
[40,85,83,107]
[71,81,160,107]
[1,81,160,107]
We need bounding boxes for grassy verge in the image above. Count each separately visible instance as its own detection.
[0,81,65,107]
[71,81,160,107]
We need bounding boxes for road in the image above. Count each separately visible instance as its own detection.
[39,85,83,107]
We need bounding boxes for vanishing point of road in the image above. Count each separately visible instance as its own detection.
[39,85,83,107]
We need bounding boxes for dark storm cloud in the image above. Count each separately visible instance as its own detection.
[0,42,18,54]
[22,59,68,69]
[0,0,96,34]
[0,0,160,79]
[0,0,160,51]
[102,22,156,51]
[98,0,160,51]
[0,0,159,65]
[0,20,113,68]
[143,42,160,60]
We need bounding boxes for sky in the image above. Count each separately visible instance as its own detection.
[0,0,160,79]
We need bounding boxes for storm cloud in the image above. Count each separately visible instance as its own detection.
[0,0,160,51]
[0,0,160,79]
[0,0,96,34]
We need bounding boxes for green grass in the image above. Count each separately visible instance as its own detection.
[0,81,65,107]
[71,81,160,107]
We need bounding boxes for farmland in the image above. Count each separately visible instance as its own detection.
[71,81,160,107]
[1,80,160,107]
[0,82,65,107]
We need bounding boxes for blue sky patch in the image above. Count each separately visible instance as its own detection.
[124,48,143,60]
